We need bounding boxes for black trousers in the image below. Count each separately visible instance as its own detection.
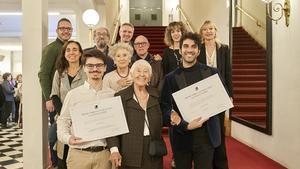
[173,127,215,169]
[1,101,13,126]
[213,112,229,169]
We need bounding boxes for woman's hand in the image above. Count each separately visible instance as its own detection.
[117,78,132,87]
[153,54,162,61]
[170,111,181,125]
[110,152,122,168]
[187,117,209,130]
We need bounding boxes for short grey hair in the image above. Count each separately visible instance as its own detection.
[130,59,152,77]
[108,42,134,59]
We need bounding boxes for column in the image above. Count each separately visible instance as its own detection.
[22,0,48,168]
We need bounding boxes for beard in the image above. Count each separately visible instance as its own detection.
[97,41,107,48]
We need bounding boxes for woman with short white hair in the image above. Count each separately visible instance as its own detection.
[107,59,165,169]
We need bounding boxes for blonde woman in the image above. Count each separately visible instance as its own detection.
[103,43,133,92]
[199,20,232,169]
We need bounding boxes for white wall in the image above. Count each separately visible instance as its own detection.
[239,0,266,48]
[0,50,12,75]
[162,0,180,26]
[232,0,300,168]
[180,0,230,44]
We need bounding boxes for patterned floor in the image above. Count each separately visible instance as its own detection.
[0,124,23,169]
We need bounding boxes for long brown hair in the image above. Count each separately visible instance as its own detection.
[56,40,83,76]
[164,21,187,47]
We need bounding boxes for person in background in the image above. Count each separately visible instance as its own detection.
[162,21,187,76]
[108,59,164,169]
[50,40,86,169]
[84,27,115,73]
[119,23,135,45]
[103,43,133,92]
[38,18,73,168]
[198,20,232,169]
[132,35,164,91]
[57,49,114,169]
[1,73,15,128]
[14,74,22,124]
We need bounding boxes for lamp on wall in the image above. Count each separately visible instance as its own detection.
[262,0,290,27]
[82,9,100,46]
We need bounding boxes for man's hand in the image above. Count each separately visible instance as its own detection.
[110,152,122,168]
[68,136,86,145]
[170,111,181,126]
[46,100,55,112]
[116,78,132,88]
[187,117,209,130]
[153,54,162,61]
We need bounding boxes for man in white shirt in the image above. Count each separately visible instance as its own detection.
[57,49,115,169]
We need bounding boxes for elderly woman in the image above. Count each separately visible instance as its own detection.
[50,40,87,169]
[107,59,164,169]
[103,43,133,92]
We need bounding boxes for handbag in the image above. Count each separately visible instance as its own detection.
[144,118,167,157]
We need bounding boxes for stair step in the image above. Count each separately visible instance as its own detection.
[231,111,266,120]
[233,87,266,94]
[232,103,267,111]
[233,94,266,103]
[233,64,266,69]
[232,75,266,81]
[233,81,266,87]
[233,59,266,64]
[232,69,266,75]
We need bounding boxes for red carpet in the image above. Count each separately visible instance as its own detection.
[163,135,286,169]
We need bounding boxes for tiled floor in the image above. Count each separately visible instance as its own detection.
[0,124,23,169]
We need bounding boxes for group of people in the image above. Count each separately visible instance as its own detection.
[0,73,22,128]
[38,17,232,169]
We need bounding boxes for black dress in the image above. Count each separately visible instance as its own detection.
[162,48,181,76]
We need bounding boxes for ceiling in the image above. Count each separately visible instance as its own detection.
[0,0,105,50]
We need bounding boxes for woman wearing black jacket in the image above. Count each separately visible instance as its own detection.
[198,20,232,169]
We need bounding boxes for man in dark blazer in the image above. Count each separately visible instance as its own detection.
[160,32,222,169]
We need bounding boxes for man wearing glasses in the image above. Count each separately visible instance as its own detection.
[132,35,164,91]
[84,27,114,73]
[38,18,72,168]
[57,49,114,169]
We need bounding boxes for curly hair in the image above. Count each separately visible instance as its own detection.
[164,21,187,47]
[55,40,83,76]
[108,42,134,59]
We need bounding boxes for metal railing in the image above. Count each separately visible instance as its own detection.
[236,5,266,30]
[110,5,123,45]
[176,5,194,33]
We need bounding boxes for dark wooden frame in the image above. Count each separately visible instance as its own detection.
[229,0,272,135]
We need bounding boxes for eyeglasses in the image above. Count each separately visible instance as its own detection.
[85,63,105,70]
[58,27,73,32]
[96,32,108,37]
[134,42,148,47]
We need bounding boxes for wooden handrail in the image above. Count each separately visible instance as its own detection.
[110,5,123,45]
[176,5,194,33]
[236,5,266,30]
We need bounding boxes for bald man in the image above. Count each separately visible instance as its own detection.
[132,35,164,91]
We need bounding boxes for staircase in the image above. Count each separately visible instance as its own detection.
[231,27,267,128]
[116,26,167,55]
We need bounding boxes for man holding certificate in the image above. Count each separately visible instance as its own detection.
[57,49,120,169]
[161,32,230,169]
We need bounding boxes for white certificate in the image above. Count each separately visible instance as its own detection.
[172,74,233,122]
[70,96,129,141]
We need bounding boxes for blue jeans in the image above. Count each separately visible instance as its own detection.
[48,122,58,167]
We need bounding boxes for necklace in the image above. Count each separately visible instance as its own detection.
[116,68,129,78]
[173,49,181,66]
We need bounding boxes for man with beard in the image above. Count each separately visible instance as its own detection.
[160,32,223,169]
[57,49,115,169]
[85,27,115,73]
